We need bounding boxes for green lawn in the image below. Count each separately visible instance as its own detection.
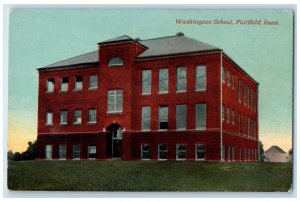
[7,160,292,191]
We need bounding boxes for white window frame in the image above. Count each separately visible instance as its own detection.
[141,106,151,131]
[227,71,231,87]
[227,107,230,123]
[196,104,206,130]
[47,78,54,93]
[89,75,98,90]
[46,111,53,125]
[60,110,68,125]
[73,145,80,160]
[227,145,231,162]
[222,66,225,83]
[195,144,205,161]
[176,105,186,130]
[45,145,52,160]
[232,74,235,89]
[108,57,123,66]
[73,110,82,124]
[142,70,151,95]
[232,110,235,125]
[159,68,168,94]
[195,65,206,92]
[176,144,187,161]
[158,144,168,161]
[60,77,69,92]
[158,106,168,130]
[88,109,97,124]
[107,89,123,113]
[176,67,187,92]
[75,76,83,91]
[232,146,235,162]
[59,145,67,160]
[222,104,225,121]
[141,144,150,160]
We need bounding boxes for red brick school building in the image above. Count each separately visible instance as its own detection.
[36,33,259,161]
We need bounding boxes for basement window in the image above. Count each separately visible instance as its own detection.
[108,57,123,66]
[176,144,186,160]
[73,145,80,159]
[88,144,97,160]
[59,145,67,160]
[158,144,168,160]
[141,144,150,160]
[195,144,205,161]
[75,76,83,91]
[45,145,52,160]
[159,106,168,130]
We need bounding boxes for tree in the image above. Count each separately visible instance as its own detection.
[7,150,13,160]
[259,141,264,162]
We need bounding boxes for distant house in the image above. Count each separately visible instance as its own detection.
[264,146,287,162]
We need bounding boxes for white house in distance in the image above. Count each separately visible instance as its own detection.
[264,146,287,162]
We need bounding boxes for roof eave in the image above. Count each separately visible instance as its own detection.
[37,62,99,71]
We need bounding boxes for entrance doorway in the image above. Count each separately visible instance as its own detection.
[106,123,123,159]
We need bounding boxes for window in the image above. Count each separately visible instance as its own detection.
[159,106,168,130]
[195,66,206,91]
[238,112,241,134]
[141,144,150,160]
[176,105,186,130]
[176,67,186,92]
[222,104,225,120]
[232,110,235,124]
[88,144,96,159]
[232,74,235,88]
[47,79,54,92]
[244,84,247,105]
[245,148,247,161]
[74,110,82,124]
[195,144,205,160]
[46,111,53,125]
[107,90,123,113]
[222,144,225,161]
[158,144,168,160]
[232,146,235,161]
[239,147,242,161]
[244,115,247,136]
[176,144,186,160]
[254,149,257,161]
[247,86,250,106]
[142,107,151,131]
[227,71,231,86]
[88,109,97,123]
[75,76,83,90]
[59,145,66,160]
[222,66,225,83]
[227,107,230,123]
[60,77,69,92]
[248,148,251,161]
[142,70,151,95]
[60,110,67,124]
[89,75,98,89]
[108,57,123,66]
[248,117,251,137]
[73,145,80,159]
[159,69,168,93]
[196,104,206,130]
[45,145,52,160]
[227,146,231,161]
[238,79,241,102]
[253,121,256,138]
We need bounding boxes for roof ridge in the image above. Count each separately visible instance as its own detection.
[140,35,181,41]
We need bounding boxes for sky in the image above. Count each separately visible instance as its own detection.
[7,9,293,153]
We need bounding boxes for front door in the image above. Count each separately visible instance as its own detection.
[112,127,123,159]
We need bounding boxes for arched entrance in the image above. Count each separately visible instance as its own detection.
[106,123,123,159]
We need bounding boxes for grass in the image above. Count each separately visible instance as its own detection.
[7,160,292,192]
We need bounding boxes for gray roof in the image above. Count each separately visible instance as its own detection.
[98,35,132,44]
[39,51,98,70]
[38,35,220,70]
[265,146,286,154]
[138,35,220,58]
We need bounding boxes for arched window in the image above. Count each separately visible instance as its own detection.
[108,57,123,66]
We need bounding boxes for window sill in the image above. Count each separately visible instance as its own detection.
[72,158,80,160]
[142,129,151,132]
[58,158,66,160]
[176,128,186,131]
[158,129,168,132]
[46,124,53,126]
[176,90,186,93]
[108,64,123,67]
[196,127,206,131]
[59,90,68,93]
[158,159,168,161]
[88,87,98,91]
[196,159,205,161]
[107,111,123,114]
[195,89,206,92]
[176,158,186,161]
[73,89,82,92]
[141,159,150,161]
[88,122,97,125]
[60,123,67,125]
[141,93,151,96]
[73,122,82,125]
[46,91,54,94]
[158,91,168,94]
